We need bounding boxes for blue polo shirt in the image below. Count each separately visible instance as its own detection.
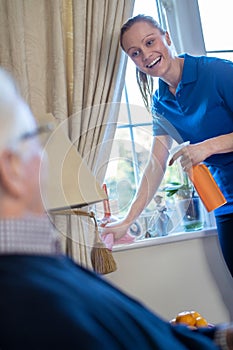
[152,53,233,215]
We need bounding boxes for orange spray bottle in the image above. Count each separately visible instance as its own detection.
[170,142,226,212]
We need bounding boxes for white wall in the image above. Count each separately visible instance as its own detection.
[105,229,233,325]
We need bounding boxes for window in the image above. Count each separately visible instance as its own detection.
[103,0,181,231]
[198,0,233,61]
[103,0,232,236]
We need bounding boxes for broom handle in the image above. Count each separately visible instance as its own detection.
[51,208,94,217]
[51,209,101,243]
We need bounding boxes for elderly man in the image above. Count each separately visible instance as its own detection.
[0,67,232,349]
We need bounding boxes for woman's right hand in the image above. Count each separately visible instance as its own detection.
[100,218,132,243]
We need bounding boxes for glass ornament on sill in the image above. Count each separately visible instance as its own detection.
[146,195,174,237]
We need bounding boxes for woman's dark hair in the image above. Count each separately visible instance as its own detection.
[120,15,166,111]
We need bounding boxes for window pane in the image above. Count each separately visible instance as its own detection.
[198,0,233,52]
[133,0,158,19]
[103,0,178,221]
[124,59,159,119]
[118,101,152,125]
[105,127,136,216]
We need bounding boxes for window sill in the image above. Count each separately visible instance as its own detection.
[112,227,217,252]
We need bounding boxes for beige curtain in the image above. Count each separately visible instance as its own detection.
[0,0,134,269]
[64,1,135,267]
[70,1,133,172]
[0,0,68,122]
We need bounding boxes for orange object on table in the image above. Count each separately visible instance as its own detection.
[189,164,227,212]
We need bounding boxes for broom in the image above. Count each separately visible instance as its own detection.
[51,208,117,274]
[89,210,117,275]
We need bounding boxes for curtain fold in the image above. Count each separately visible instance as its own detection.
[70,0,134,179]
[66,0,134,265]
[0,0,134,270]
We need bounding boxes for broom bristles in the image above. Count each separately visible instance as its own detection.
[89,211,117,274]
[91,242,117,274]
[50,208,117,274]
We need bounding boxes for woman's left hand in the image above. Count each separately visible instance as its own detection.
[169,132,233,172]
[168,143,209,172]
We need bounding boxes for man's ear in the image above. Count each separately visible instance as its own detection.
[0,150,24,198]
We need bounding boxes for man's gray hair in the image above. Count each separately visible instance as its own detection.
[0,68,36,153]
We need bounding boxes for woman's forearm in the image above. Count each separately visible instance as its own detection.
[204,132,233,157]
[101,136,172,241]
[125,160,166,224]
[125,135,171,224]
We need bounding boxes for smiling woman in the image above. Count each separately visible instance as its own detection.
[101,12,233,278]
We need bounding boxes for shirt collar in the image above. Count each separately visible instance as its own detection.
[0,214,62,255]
[157,53,198,101]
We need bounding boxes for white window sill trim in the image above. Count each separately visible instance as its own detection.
[112,227,217,252]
